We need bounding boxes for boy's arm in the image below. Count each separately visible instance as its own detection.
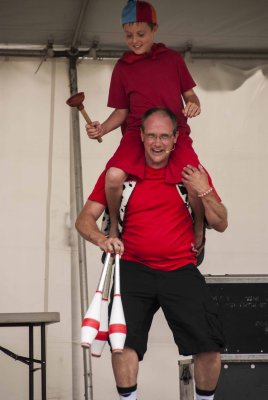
[86,108,128,140]
[182,89,201,118]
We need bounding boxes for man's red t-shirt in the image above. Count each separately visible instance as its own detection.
[88,166,197,271]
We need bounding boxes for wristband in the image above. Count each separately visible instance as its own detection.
[198,187,213,198]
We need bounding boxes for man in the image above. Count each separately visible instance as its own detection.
[76,107,228,400]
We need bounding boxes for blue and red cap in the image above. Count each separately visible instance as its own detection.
[121,0,157,25]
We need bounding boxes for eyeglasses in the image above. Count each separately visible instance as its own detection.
[143,133,175,142]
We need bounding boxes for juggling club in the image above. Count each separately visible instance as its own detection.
[109,254,127,353]
[91,256,114,357]
[81,252,111,348]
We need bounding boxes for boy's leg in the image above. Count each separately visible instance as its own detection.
[186,190,205,250]
[105,167,128,237]
[112,347,139,399]
[166,132,206,250]
[194,351,221,400]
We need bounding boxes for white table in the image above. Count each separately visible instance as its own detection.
[0,312,60,400]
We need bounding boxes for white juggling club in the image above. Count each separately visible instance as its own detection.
[81,252,111,348]
[91,256,114,357]
[109,254,127,353]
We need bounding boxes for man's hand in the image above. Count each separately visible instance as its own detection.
[182,165,228,232]
[98,236,124,256]
[182,164,210,196]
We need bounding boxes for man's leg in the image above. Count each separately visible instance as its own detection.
[194,351,221,400]
[112,347,139,399]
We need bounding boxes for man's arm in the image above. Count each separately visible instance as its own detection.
[75,200,124,254]
[182,165,228,232]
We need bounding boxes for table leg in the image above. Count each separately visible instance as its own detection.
[41,324,46,400]
[29,325,34,400]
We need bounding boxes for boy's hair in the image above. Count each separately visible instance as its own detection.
[141,107,178,135]
[124,21,157,30]
[121,0,157,26]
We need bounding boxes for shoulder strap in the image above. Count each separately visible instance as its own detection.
[176,183,193,219]
[101,181,137,236]
[176,183,206,267]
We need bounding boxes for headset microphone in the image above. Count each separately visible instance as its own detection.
[165,145,175,154]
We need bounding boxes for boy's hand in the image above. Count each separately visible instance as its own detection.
[86,121,104,140]
[182,102,201,118]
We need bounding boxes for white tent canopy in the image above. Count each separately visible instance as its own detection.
[1,0,268,58]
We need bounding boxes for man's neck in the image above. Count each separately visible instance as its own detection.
[145,161,168,169]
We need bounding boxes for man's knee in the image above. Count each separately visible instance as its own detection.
[194,351,221,365]
[194,351,221,391]
[112,347,139,371]
[112,347,139,387]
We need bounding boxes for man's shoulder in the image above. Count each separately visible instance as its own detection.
[88,170,107,206]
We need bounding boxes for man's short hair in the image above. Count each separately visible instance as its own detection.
[141,107,178,135]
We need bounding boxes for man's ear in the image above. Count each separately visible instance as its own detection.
[140,129,144,142]
[173,132,179,143]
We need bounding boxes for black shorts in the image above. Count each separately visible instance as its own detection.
[109,260,225,361]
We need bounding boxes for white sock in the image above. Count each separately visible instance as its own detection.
[196,393,214,400]
[117,384,137,400]
[119,390,137,399]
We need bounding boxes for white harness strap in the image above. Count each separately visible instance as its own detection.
[101,181,137,236]
[175,183,193,220]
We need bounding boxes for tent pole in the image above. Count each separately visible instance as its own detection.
[68,54,93,400]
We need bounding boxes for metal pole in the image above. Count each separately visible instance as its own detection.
[41,324,47,400]
[1,47,268,60]
[29,325,34,400]
[70,0,91,50]
[68,54,93,400]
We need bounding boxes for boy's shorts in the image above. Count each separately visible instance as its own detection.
[109,260,225,361]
